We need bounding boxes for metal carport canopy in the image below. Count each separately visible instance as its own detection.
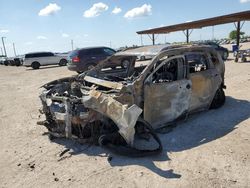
[136,10,250,45]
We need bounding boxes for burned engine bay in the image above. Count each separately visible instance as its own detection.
[38,55,162,157]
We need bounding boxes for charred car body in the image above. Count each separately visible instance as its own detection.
[39,46,226,156]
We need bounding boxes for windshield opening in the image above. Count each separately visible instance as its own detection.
[85,55,148,85]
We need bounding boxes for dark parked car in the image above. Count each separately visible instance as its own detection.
[196,41,229,60]
[13,58,23,66]
[1,57,23,66]
[67,47,116,73]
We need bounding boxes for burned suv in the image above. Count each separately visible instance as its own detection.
[39,46,225,156]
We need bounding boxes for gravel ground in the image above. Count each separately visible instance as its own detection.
[0,53,249,188]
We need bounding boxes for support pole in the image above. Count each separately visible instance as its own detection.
[152,34,155,45]
[212,26,215,40]
[186,29,189,43]
[0,47,3,56]
[236,21,241,48]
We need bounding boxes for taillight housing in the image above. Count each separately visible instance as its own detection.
[72,56,80,63]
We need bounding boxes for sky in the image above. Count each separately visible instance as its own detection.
[0,0,250,57]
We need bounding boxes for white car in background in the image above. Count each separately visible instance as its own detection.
[0,56,7,65]
[23,52,68,69]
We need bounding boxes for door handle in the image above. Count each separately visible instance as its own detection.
[91,57,96,59]
[186,84,191,89]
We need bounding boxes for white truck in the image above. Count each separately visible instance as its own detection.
[23,52,68,69]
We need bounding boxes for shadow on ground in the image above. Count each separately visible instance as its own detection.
[49,96,250,178]
[26,65,66,70]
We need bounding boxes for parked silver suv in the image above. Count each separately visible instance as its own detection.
[23,52,68,69]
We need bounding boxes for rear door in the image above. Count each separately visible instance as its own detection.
[37,52,50,65]
[44,52,57,65]
[186,53,222,112]
[143,55,191,128]
[90,48,106,63]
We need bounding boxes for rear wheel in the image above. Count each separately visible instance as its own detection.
[210,88,225,109]
[31,61,40,69]
[4,61,8,66]
[59,59,67,66]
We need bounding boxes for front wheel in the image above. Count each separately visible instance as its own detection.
[210,88,225,109]
[31,61,40,69]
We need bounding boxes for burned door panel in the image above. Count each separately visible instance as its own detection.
[143,56,191,128]
[187,53,222,111]
[144,80,191,127]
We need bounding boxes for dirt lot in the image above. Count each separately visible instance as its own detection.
[0,54,249,188]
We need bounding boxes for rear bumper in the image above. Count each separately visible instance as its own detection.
[67,63,85,72]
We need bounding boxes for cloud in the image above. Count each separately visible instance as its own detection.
[62,33,69,38]
[240,0,250,3]
[84,34,89,37]
[83,2,108,18]
[38,3,61,16]
[112,7,122,14]
[124,4,152,19]
[24,42,33,45]
[0,29,9,33]
[37,36,47,40]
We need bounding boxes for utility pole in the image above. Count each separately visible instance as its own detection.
[13,43,17,57]
[1,37,7,57]
[109,41,112,48]
[0,47,3,56]
[71,39,74,51]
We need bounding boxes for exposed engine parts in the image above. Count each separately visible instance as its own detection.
[39,76,162,157]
